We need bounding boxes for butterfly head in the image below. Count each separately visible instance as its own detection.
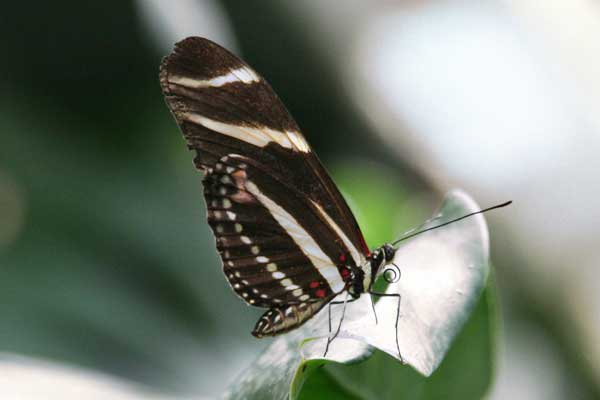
[366,243,397,289]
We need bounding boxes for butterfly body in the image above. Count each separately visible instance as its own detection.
[160,37,396,338]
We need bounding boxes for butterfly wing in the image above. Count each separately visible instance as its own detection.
[160,37,369,335]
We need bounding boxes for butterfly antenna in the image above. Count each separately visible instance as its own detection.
[391,200,512,247]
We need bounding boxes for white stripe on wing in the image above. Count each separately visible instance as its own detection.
[244,181,344,293]
[169,66,260,88]
[310,200,365,268]
[181,113,310,153]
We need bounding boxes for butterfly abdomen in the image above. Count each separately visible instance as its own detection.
[252,301,328,337]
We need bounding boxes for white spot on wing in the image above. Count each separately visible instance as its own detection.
[266,263,277,272]
[280,278,292,287]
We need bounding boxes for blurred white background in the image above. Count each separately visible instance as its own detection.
[283,1,600,398]
[1,0,598,398]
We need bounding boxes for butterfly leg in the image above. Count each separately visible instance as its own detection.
[369,293,378,325]
[368,291,404,363]
[323,294,356,357]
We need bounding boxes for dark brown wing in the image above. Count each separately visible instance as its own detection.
[203,154,338,306]
[160,37,370,335]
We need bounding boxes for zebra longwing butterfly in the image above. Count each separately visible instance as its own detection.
[159,37,396,338]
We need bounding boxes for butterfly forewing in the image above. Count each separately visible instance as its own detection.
[160,37,370,335]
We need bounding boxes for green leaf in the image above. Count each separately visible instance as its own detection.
[296,367,362,400]
[330,161,428,248]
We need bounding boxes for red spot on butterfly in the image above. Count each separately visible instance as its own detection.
[315,289,326,298]
[309,281,319,289]
[358,234,371,257]
[340,268,350,279]
[339,253,346,263]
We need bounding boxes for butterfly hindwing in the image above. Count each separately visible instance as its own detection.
[204,155,338,305]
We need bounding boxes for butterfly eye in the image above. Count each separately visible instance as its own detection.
[383,264,401,283]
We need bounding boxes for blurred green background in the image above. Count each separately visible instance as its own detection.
[1,1,600,398]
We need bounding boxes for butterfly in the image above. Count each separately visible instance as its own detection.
[159,37,402,342]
